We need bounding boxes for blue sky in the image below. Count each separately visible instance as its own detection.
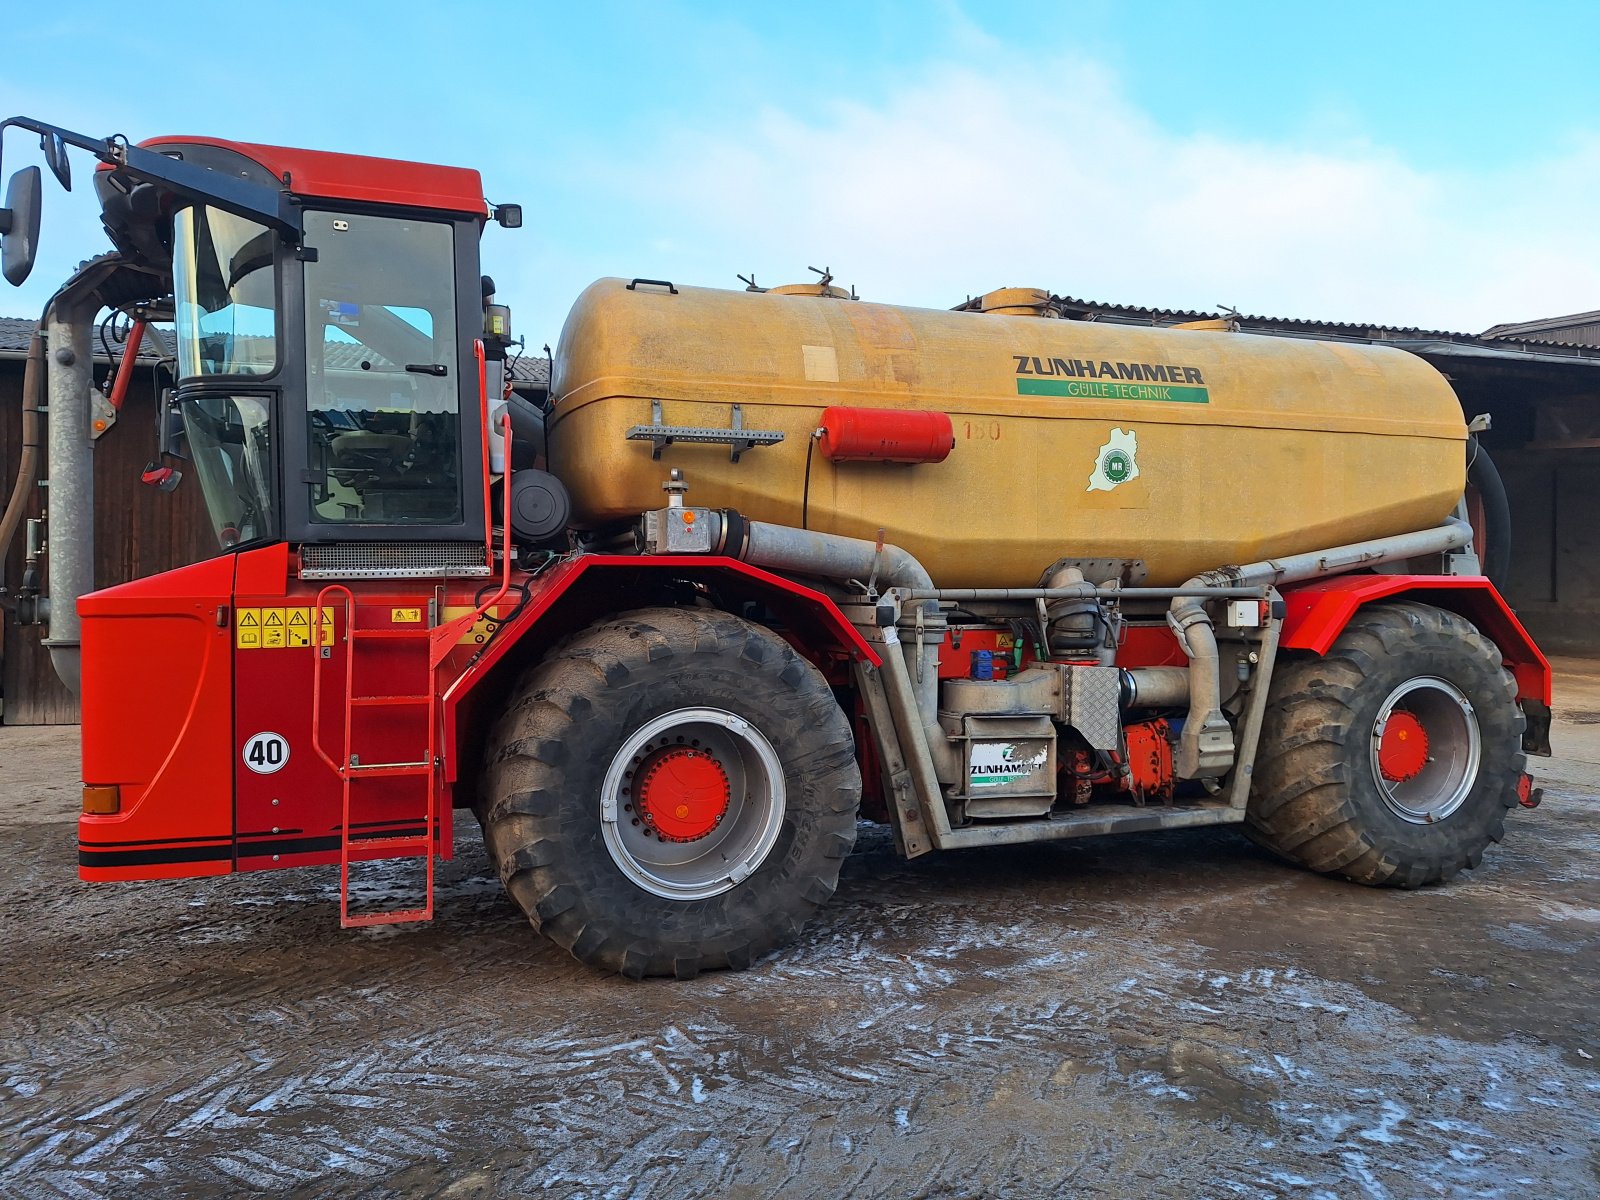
[4,1,1599,342]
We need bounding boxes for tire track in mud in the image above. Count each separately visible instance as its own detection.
[4,798,1599,1198]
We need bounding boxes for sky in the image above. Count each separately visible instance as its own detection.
[3,1,1599,345]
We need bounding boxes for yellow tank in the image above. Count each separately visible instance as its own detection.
[548,278,1466,587]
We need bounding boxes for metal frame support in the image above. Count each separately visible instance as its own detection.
[627,399,785,462]
[0,116,302,240]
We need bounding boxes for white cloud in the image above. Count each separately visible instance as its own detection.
[523,53,1600,338]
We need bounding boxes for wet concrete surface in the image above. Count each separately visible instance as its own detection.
[4,661,1600,1198]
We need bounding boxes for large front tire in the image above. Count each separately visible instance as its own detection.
[1247,602,1526,887]
[482,607,861,979]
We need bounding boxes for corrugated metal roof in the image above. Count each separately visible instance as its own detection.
[1037,294,1600,362]
[1480,309,1600,346]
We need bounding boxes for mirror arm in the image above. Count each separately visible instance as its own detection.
[0,116,303,242]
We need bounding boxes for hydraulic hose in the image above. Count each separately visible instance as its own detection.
[1467,441,1512,584]
[0,326,44,581]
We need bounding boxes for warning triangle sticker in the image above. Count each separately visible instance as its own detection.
[264,611,284,626]
[288,610,310,626]
[239,612,259,626]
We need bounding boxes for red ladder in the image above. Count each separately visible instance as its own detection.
[311,585,438,927]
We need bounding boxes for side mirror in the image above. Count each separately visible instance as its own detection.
[494,203,523,229]
[0,165,42,286]
[157,389,189,460]
[40,131,71,191]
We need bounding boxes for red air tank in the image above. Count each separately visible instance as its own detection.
[818,407,955,464]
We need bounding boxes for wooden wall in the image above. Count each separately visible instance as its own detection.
[1,357,216,724]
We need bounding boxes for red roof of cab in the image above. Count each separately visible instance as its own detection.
[137,136,487,217]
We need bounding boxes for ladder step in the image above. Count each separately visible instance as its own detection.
[317,583,440,934]
[350,834,433,852]
[347,761,433,778]
[342,906,433,929]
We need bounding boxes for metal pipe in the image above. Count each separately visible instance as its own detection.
[738,520,960,781]
[42,300,97,694]
[0,325,43,580]
[741,521,935,599]
[1167,518,1475,779]
[1227,518,1473,589]
[1121,666,1190,708]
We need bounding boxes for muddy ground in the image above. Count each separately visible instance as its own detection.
[3,663,1600,1199]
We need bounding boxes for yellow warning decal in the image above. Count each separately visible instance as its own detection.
[442,605,505,646]
[236,605,339,650]
[392,607,422,624]
[236,608,261,649]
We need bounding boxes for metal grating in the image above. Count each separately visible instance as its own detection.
[1066,666,1123,751]
[299,542,492,580]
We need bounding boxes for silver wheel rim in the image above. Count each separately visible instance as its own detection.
[1369,676,1481,824]
[600,707,786,900]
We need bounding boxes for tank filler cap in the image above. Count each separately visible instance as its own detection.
[768,264,855,299]
[768,282,853,299]
[978,287,1056,317]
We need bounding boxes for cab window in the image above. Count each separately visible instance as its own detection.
[302,211,462,524]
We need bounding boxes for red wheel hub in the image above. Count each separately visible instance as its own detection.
[636,747,731,841]
[1378,711,1430,782]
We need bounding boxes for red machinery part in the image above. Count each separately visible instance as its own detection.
[1377,711,1429,782]
[635,747,731,841]
[1122,719,1175,802]
[818,406,955,464]
[108,319,146,411]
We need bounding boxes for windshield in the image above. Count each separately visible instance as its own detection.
[173,207,277,378]
[181,393,274,548]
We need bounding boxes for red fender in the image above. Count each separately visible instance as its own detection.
[1279,575,1550,705]
[438,554,880,783]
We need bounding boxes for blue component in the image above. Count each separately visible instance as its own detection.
[971,649,994,681]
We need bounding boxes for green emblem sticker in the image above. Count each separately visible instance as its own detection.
[1088,428,1140,492]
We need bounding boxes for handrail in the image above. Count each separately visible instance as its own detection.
[475,338,491,565]
[432,405,514,670]
[310,584,354,776]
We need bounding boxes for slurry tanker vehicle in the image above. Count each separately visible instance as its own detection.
[0,118,1550,977]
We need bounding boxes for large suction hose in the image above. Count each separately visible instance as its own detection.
[0,326,43,574]
[1467,443,1512,584]
[733,520,959,782]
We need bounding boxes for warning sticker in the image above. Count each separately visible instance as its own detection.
[262,609,286,649]
[236,605,338,650]
[236,608,261,649]
[392,607,422,624]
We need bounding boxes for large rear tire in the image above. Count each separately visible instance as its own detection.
[481,606,860,978]
[1247,602,1525,887]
